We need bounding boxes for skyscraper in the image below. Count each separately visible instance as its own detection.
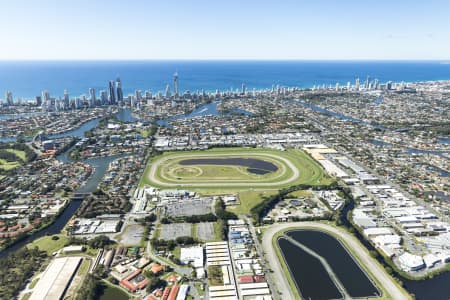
[35,96,42,107]
[5,91,13,106]
[63,90,70,107]
[173,72,179,97]
[88,88,96,107]
[116,77,123,103]
[165,84,171,98]
[42,90,50,102]
[135,90,142,101]
[109,80,116,104]
[100,90,108,105]
[241,83,247,95]
[365,76,370,89]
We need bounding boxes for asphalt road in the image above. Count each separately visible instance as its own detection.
[261,222,409,300]
[147,152,300,187]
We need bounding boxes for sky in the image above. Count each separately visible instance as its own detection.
[0,0,449,60]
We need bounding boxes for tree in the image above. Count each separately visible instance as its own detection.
[146,277,166,293]
[87,235,114,248]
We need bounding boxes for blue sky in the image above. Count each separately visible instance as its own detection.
[0,0,449,60]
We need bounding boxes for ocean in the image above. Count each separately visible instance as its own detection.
[1,60,450,99]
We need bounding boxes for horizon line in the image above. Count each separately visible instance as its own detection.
[0,58,449,62]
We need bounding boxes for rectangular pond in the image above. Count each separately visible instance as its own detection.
[278,237,343,300]
[286,230,380,298]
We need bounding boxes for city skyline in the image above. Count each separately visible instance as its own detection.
[1,0,450,60]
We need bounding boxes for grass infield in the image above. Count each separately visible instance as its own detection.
[140,147,331,190]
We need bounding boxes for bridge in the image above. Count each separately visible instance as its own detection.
[71,192,91,200]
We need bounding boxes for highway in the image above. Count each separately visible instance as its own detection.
[261,222,410,300]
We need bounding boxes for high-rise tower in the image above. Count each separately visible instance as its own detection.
[241,83,247,95]
[173,72,179,97]
[109,80,116,104]
[5,91,13,106]
[89,88,96,106]
[116,77,123,103]
[165,84,171,98]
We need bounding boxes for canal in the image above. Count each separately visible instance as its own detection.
[0,108,137,257]
[156,101,252,127]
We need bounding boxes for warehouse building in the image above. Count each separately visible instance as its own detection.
[29,257,82,300]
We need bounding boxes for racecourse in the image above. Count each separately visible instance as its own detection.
[262,222,410,300]
[141,148,329,189]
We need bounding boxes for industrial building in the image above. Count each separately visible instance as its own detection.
[29,257,82,300]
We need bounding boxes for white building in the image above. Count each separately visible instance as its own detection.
[398,252,425,271]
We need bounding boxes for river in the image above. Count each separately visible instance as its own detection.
[0,107,138,142]
[293,99,386,130]
[0,108,137,257]
[0,103,224,256]
[156,101,252,127]
[0,111,43,120]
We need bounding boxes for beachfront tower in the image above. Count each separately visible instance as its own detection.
[89,88,96,107]
[100,90,108,105]
[165,84,171,99]
[365,76,370,89]
[5,91,13,106]
[109,80,116,104]
[241,83,247,95]
[116,77,123,104]
[173,72,179,97]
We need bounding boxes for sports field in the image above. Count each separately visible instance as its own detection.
[141,147,331,190]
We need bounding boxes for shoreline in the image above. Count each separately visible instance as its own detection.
[1,75,450,101]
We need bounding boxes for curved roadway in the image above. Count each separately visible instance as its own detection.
[147,152,300,187]
[261,222,409,300]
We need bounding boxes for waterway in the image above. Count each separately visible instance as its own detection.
[278,237,342,300]
[285,230,380,298]
[156,101,252,127]
[0,111,43,120]
[293,99,386,130]
[0,108,137,143]
[374,97,384,104]
[0,197,81,259]
[0,109,136,257]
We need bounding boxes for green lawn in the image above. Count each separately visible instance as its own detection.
[5,149,27,162]
[213,221,225,241]
[21,293,31,300]
[154,150,289,184]
[172,245,181,259]
[140,147,332,190]
[287,189,313,198]
[139,147,333,215]
[29,277,40,289]
[27,234,69,255]
[229,190,279,215]
[77,259,91,276]
[0,159,20,171]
